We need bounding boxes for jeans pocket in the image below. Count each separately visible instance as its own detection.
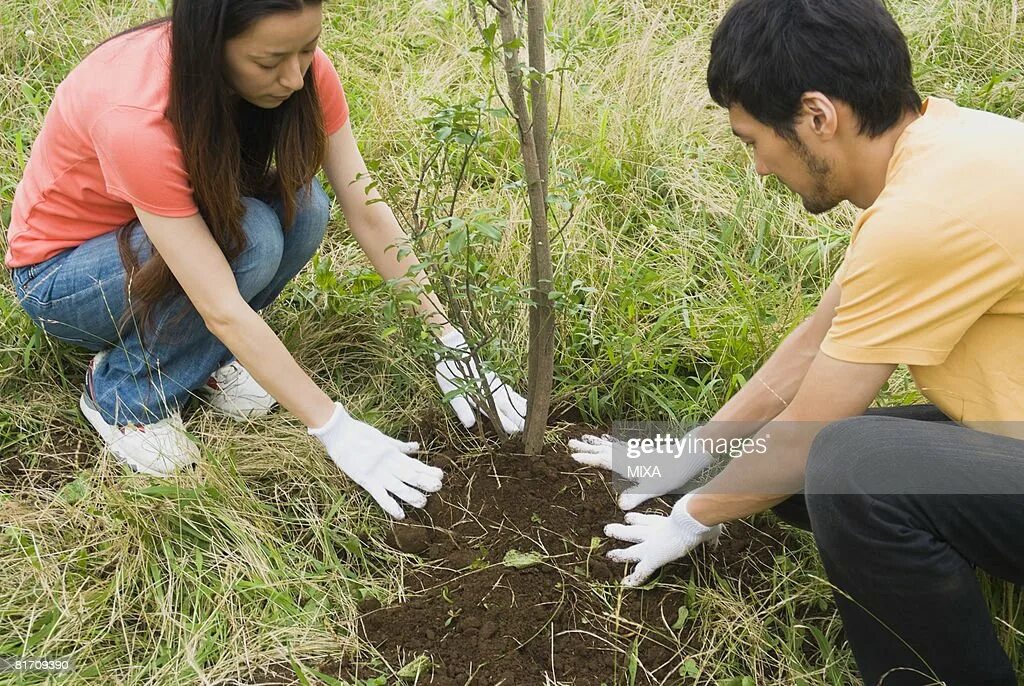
[11,266,39,310]
[12,256,64,311]
[11,261,111,351]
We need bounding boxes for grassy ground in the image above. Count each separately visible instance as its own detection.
[1,0,1023,683]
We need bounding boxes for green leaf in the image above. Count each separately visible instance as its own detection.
[482,23,497,44]
[679,658,699,677]
[502,549,544,569]
[397,654,432,679]
[447,228,467,255]
[626,638,639,686]
[671,605,689,630]
[57,475,89,504]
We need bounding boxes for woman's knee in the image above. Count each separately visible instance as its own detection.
[235,197,285,298]
[296,181,331,231]
[284,181,330,253]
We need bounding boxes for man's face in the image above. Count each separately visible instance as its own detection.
[728,104,842,214]
[223,4,323,109]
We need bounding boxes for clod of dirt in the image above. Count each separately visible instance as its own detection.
[389,523,431,555]
[356,596,381,614]
[588,558,613,582]
[444,549,476,569]
[479,620,497,640]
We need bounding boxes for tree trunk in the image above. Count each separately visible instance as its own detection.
[494,0,554,455]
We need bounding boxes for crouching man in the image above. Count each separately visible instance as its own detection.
[573,1,1024,683]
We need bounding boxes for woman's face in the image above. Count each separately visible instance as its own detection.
[223,4,323,109]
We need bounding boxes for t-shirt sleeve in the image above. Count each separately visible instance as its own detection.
[821,202,1022,366]
[90,107,199,217]
[312,47,350,136]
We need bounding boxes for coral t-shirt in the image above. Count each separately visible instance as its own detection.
[822,98,1024,427]
[5,22,349,268]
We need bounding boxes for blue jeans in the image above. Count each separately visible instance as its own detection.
[10,182,330,425]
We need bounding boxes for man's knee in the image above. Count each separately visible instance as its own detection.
[804,416,915,551]
[806,417,857,496]
[805,415,901,496]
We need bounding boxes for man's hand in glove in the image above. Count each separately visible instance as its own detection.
[603,493,722,587]
[569,427,712,510]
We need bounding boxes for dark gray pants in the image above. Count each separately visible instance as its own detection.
[772,405,1024,685]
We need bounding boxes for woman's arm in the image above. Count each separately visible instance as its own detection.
[134,207,336,429]
[320,121,529,434]
[134,205,444,518]
[321,121,453,337]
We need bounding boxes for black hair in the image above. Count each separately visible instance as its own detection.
[707,0,922,139]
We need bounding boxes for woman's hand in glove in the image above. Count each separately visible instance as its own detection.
[310,402,444,520]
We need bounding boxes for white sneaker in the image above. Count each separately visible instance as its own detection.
[197,361,277,421]
[80,351,199,476]
[80,354,200,476]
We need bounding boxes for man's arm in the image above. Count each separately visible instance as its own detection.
[571,273,846,508]
[602,273,894,586]
[700,273,844,440]
[688,352,896,525]
[602,351,893,587]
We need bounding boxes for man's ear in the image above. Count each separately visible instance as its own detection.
[799,91,839,141]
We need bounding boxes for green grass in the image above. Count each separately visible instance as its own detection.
[2,0,1023,683]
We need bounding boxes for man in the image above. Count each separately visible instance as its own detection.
[572,1,1024,683]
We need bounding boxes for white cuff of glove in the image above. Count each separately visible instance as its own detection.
[308,402,352,438]
[439,328,467,350]
[669,493,715,537]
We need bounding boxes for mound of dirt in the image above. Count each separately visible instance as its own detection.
[331,429,802,685]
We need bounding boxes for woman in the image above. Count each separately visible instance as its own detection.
[5,0,526,520]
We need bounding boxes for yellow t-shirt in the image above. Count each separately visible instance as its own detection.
[821,97,1024,429]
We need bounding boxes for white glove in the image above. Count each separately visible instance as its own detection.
[569,427,712,510]
[604,493,722,587]
[435,329,527,434]
[310,402,444,520]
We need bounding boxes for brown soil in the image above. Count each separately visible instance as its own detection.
[330,427,807,685]
[0,423,92,491]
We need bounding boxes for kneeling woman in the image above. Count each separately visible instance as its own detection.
[5,0,526,519]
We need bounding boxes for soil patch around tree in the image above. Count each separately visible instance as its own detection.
[331,427,807,685]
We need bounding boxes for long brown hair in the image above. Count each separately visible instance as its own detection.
[112,0,327,342]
